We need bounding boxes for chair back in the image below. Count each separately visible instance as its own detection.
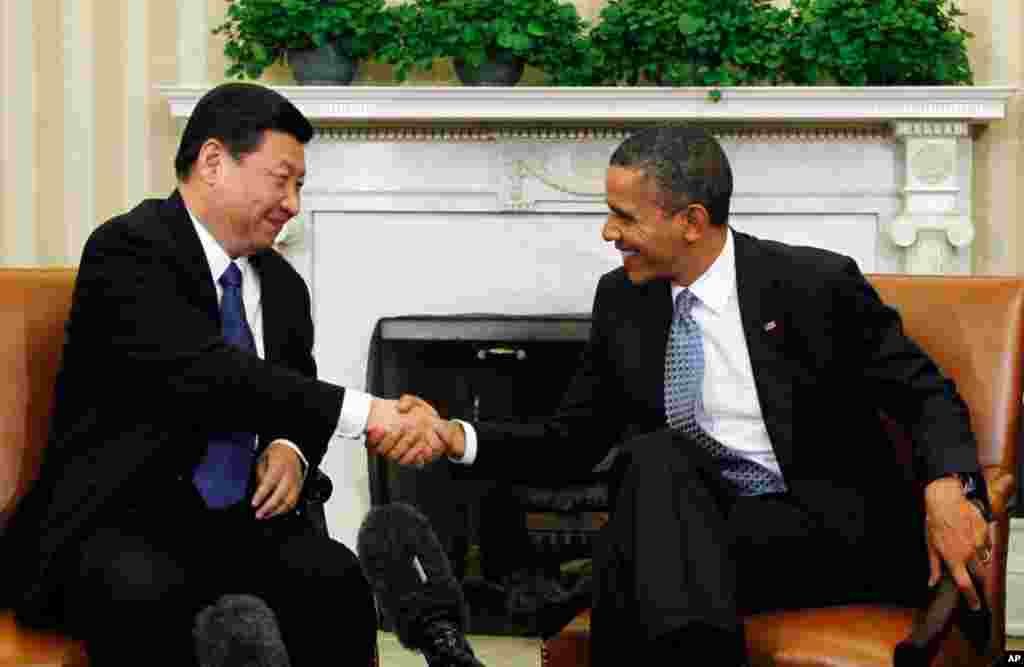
[868,275,1024,473]
[0,269,76,533]
[869,274,1024,657]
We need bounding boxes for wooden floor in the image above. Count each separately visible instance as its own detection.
[379,631,1024,666]
[377,631,540,667]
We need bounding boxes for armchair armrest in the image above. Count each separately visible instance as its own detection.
[298,468,334,538]
[983,465,1017,520]
[305,467,334,505]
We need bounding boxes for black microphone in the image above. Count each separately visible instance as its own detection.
[194,594,292,667]
[358,503,487,667]
[356,503,469,649]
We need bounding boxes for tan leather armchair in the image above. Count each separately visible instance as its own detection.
[0,269,88,667]
[542,275,1024,667]
[0,268,375,666]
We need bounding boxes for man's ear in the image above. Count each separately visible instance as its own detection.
[679,203,710,243]
[194,139,227,186]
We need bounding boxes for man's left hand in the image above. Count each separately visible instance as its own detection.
[924,476,992,610]
[252,440,305,520]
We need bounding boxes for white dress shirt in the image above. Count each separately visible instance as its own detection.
[189,213,373,475]
[455,229,781,477]
[670,229,781,477]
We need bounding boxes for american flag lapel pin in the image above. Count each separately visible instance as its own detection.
[763,320,777,332]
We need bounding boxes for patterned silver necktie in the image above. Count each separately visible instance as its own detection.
[665,289,786,496]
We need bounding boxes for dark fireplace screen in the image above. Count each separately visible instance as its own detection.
[365,314,610,636]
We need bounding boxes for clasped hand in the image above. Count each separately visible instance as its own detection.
[252,440,305,520]
[923,476,993,611]
[365,395,463,466]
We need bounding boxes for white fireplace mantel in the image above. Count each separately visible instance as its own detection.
[162,85,1015,278]
[161,85,1014,548]
[160,85,1013,122]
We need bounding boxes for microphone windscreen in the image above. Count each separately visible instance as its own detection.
[357,502,468,649]
[194,594,291,667]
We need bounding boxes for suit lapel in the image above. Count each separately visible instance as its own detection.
[163,190,219,323]
[732,231,795,470]
[631,278,673,422]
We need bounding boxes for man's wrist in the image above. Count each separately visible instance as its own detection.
[953,471,992,521]
[335,390,373,440]
[449,419,476,465]
[931,472,991,521]
[268,439,308,482]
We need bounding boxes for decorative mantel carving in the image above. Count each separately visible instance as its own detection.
[160,86,1014,275]
[886,121,974,274]
[161,85,1013,123]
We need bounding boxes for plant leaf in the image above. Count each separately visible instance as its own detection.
[678,13,706,36]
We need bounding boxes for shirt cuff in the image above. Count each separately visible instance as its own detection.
[334,389,373,440]
[449,419,477,465]
[268,439,309,482]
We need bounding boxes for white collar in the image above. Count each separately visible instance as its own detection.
[187,209,249,287]
[671,227,735,315]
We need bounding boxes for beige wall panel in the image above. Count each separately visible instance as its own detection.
[94,0,126,228]
[962,0,996,82]
[62,0,98,265]
[151,1,182,198]
[123,0,152,209]
[1,0,37,264]
[965,0,1022,275]
[35,0,65,265]
[208,0,229,84]
[179,0,208,85]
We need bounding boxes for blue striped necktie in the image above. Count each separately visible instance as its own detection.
[193,261,258,508]
[664,289,786,496]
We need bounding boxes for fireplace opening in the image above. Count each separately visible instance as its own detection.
[366,314,610,636]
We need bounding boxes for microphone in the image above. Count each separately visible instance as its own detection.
[194,594,292,667]
[357,502,468,648]
[357,503,485,666]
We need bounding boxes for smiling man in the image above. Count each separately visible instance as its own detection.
[372,125,993,666]
[5,83,443,666]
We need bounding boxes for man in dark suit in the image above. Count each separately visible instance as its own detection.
[370,126,993,665]
[3,83,450,666]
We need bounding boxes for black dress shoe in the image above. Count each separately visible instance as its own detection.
[419,620,485,667]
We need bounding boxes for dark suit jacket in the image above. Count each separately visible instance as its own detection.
[8,190,346,627]
[469,230,980,543]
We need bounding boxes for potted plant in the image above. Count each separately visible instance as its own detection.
[378,0,588,86]
[215,0,392,84]
[587,0,791,86]
[787,0,973,85]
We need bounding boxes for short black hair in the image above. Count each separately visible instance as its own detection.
[174,83,314,181]
[610,125,733,226]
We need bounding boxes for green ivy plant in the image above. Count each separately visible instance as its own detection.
[215,0,392,79]
[214,0,976,87]
[377,0,588,83]
[587,0,792,86]
[787,0,973,85]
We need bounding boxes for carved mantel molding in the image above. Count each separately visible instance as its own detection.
[160,85,1013,123]
[160,85,1015,274]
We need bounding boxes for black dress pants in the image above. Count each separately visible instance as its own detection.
[591,429,928,667]
[61,477,376,667]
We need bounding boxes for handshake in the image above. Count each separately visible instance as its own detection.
[365,395,465,466]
